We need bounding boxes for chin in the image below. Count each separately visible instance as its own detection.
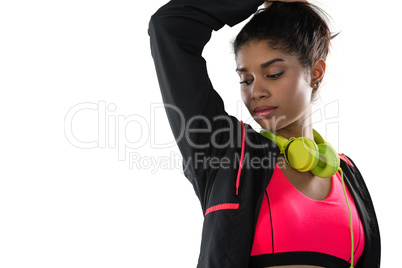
[255,117,287,132]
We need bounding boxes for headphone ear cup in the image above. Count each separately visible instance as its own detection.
[285,137,319,172]
[310,144,340,178]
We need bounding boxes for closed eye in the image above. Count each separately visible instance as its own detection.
[239,79,253,86]
[266,72,284,80]
[240,71,283,85]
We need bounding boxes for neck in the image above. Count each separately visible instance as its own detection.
[275,106,314,140]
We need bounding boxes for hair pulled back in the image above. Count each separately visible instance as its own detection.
[234,2,336,71]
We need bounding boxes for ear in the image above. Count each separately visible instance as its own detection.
[310,59,326,88]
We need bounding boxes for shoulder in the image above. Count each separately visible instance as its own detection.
[338,153,363,179]
[338,153,366,188]
[338,153,355,167]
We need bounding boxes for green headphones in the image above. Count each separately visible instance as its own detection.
[259,128,355,267]
[260,128,340,178]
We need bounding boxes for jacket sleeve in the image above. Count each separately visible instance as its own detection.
[148,0,264,197]
[340,154,381,268]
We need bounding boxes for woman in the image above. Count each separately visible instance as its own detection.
[148,0,380,267]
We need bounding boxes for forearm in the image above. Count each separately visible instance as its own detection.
[148,0,264,178]
[148,0,265,122]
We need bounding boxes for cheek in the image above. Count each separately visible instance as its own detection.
[276,76,312,119]
[283,75,311,104]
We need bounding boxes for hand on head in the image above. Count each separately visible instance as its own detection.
[264,0,309,8]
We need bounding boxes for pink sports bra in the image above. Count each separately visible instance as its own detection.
[249,162,365,267]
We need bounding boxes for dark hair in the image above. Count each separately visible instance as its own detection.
[233,2,337,100]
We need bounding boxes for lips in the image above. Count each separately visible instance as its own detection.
[253,106,277,113]
[253,105,277,118]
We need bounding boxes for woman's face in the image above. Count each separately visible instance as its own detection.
[236,41,314,134]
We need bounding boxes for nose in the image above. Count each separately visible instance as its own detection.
[251,78,270,100]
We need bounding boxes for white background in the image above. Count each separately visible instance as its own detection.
[0,0,400,267]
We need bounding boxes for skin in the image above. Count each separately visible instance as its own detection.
[236,2,333,268]
[236,41,330,268]
[235,41,326,141]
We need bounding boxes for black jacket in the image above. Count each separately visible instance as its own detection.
[148,0,381,267]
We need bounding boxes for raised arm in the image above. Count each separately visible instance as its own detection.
[264,0,308,8]
[148,0,264,179]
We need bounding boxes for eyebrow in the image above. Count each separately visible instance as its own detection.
[236,58,285,72]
